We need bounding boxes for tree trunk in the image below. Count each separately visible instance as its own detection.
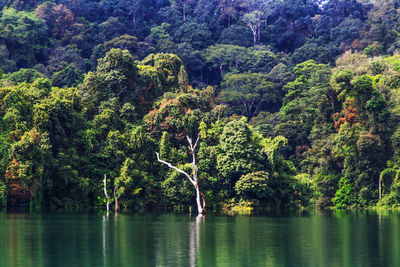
[114,186,119,214]
[379,173,382,200]
[156,134,205,215]
[133,11,136,24]
[200,192,206,212]
[219,59,224,77]
[103,174,110,214]
[195,184,202,214]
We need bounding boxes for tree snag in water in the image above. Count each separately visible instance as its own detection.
[114,186,119,214]
[103,174,110,214]
[156,134,206,215]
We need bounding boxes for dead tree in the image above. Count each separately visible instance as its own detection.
[114,186,119,214]
[379,172,382,200]
[156,134,206,215]
[103,174,110,214]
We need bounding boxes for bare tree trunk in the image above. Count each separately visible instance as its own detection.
[200,192,206,213]
[183,3,186,20]
[114,186,119,214]
[103,174,110,214]
[219,59,224,77]
[195,184,202,214]
[156,134,205,215]
[379,173,382,200]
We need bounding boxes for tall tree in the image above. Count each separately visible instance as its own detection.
[241,11,264,46]
[172,0,194,21]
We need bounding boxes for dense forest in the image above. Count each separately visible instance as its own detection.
[2,0,400,211]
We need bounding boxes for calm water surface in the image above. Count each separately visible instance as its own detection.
[0,210,399,267]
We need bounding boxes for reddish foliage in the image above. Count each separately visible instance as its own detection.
[147,98,180,134]
[5,158,31,206]
[8,180,31,207]
[5,158,19,180]
[332,98,363,131]
[35,3,75,39]
[352,39,361,50]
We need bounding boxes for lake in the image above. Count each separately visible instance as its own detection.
[0,210,399,267]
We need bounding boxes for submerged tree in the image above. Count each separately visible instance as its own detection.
[156,134,206,215]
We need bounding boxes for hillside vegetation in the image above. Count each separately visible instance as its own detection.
[1,0,400,210]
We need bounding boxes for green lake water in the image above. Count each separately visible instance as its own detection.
[0,210,399,267]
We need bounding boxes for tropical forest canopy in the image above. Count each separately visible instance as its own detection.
[1,0,400,210]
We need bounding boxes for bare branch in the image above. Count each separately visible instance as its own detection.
[193,134,200,150]
[156,133,205,215]
[186,135,193,150]
[186,134,200,151]
[155,152,196,185]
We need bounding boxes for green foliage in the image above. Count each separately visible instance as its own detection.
[91,35,141,63]
[364,42,383,57]
[161,163,194,207]
[52,65,83,88]
[235,171,271,200]
[380,168,396,194]
[146,89,217,140]
[293,173,318,206]
[291,43,334,64]
[216,120,264,196]
[261,135,288,170]
[3,68,45,84]
[219,25,253,47]
[114,158,149,209]
[173,21,212,49]
[333,176,355,209]
[80,48,138,114]
[138,53,189,104]
[220,72,279,117]
[0,180,6,205]
[204,44,278,78]
[0,0,399,211]
[0,7,48,68]
[11,129,51,197]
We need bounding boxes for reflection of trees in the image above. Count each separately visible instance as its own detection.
[154,214,204,266]
[1,214,44,266]
[3,212,400,266]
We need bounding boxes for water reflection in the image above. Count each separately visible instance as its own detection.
[0,211,400,266]
[189,215,203,267]
[102,215,108,267]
